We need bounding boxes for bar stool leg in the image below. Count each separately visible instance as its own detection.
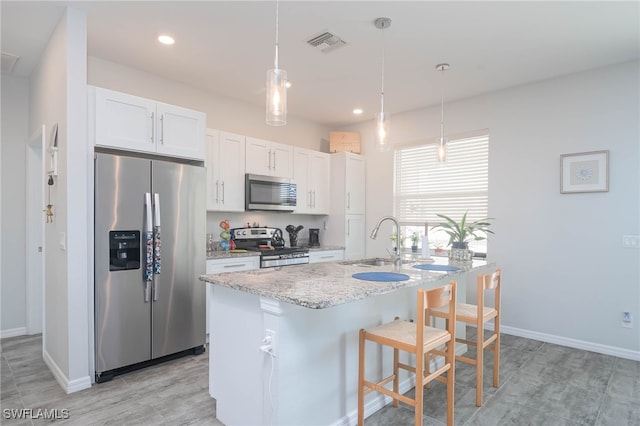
[358,329,365,426]
[476,324,483,407]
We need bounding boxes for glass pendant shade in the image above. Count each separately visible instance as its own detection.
[375,111,390,152]
[437,136,448,163]
[266,68,287,126]
[435,63,450,163]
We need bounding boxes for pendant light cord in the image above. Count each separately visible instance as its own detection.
[274,0,279,69]
[440,68,445,140]
[380,22,386,113]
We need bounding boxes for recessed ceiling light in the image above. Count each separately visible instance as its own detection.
[285,80,292,89]
[353,108,363,115]
[158,35,175,45]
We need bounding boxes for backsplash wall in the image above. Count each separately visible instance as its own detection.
[207,212,328,248]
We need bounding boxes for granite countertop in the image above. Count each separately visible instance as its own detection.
[200,257,491,309]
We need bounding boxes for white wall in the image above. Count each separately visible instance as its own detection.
[0,75,29,337]
[351,60,640,358]
[29,7,91,392]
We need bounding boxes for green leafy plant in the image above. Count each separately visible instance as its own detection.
[410,232,420,246]
[390,232,406,247]
[434,211,494,248]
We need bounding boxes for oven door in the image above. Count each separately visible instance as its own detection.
[245,174,296,211]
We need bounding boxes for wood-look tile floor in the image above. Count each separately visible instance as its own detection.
[1,329,638,425]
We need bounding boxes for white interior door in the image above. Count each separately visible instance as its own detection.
[26,125,44,334]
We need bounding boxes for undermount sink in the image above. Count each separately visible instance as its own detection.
[339,257,411,267]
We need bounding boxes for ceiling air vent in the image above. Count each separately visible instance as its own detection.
[306,31,347,53]
[1,52,20,74]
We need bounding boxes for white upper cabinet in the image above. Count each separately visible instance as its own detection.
[92,86,206,160]
[344,153,366,214]
[156,103,206,159]
[245,136,292,178]
[292,148,330,215]
[206,129,246,212]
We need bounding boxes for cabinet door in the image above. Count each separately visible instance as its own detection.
[95,88,156,153]
[156,103,206,160]
[271,142,292,178]
[345,214,366,260]
[206,257,260,273]
[292,149,310,214]
[245,137,272,175]
[345,154,366,214]
[245,138,292,177]
[205,130,220,210]
[309,152,330,214]
[218,132,246,212]
[308,250,344,264]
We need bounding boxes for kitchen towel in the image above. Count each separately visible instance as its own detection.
[352,272,410,282]
[412,264,460,272]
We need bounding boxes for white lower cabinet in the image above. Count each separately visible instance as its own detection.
[308,250,344,264]
[344,215,366,260]
[205,256,260,337]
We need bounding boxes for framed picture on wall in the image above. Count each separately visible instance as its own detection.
[560,150,609,194]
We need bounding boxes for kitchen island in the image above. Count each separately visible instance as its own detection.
[200,257,494,425]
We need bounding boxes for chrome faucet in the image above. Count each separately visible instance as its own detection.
[370,216,402,268]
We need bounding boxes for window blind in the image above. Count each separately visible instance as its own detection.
[393,134,489,225]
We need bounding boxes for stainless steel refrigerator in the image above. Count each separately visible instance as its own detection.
[94,152,205,382]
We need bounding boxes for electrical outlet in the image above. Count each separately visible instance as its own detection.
[622,311,633,328]
[260,329,277,356]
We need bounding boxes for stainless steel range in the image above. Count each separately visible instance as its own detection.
[231,227,310,268]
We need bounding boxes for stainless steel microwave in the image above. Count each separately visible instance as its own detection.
[245,174,297,211]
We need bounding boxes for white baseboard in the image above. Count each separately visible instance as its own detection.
[0,327,27,339]
[43,350,92,394]
[476,323,640,362]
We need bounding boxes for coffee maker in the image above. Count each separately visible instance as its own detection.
[308,228,320,247]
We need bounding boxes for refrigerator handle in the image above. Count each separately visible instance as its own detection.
[153,193,162,275]
[153,193,161,302]
[143,193,153,296]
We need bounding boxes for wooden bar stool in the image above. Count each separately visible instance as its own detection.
[431,268,501,407]
[357,281,457,426]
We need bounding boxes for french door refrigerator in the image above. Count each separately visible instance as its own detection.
[94,152,205,382]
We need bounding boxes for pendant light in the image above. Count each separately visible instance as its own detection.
[266,0,287,126]
[374,17,391,152]
[436,63,450,163]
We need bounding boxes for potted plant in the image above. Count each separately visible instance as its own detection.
[410,232,420,253]
[433,211,494,261]
[389,232,406,251]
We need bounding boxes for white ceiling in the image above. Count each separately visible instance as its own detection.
[2,1,639,128]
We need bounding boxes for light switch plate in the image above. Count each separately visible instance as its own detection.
[622,311,633,328]
[622,235,640,249]
[59,231,66,251]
